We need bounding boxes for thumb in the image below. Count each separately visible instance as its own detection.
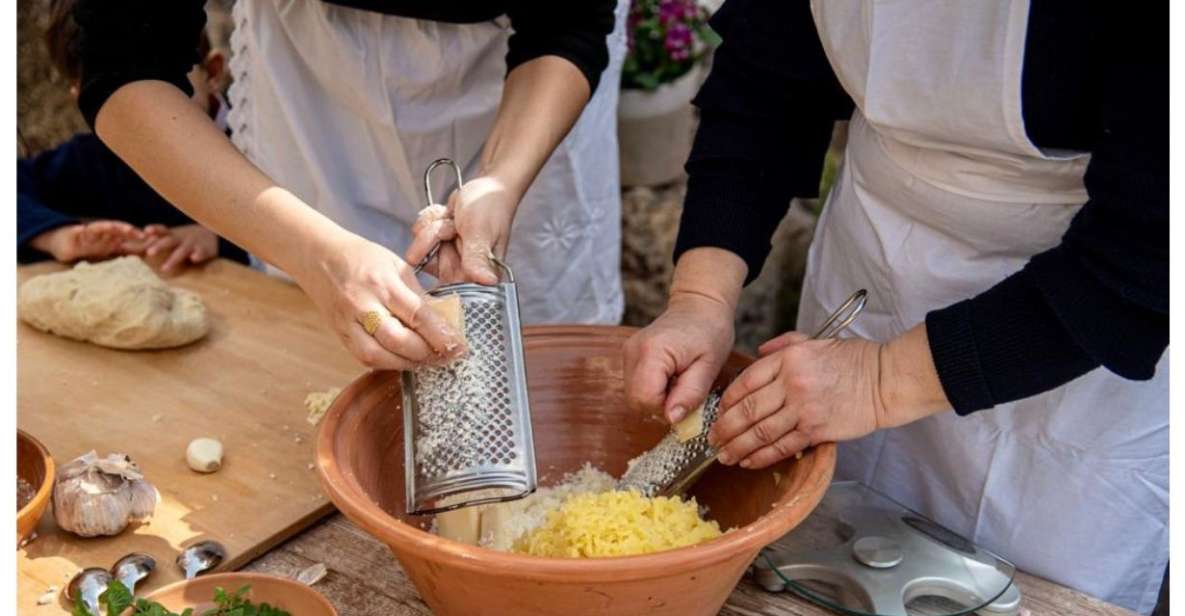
[663,358,721,424]
[460,238,499,286]
[758,331,811,356]
[625,349,676,419]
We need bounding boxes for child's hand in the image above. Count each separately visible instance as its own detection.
[137,224,221,274]
[31,220,144,263]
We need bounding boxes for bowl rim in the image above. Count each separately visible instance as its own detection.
[316,324,836,582]
[17,429,54,521]
[131,572,338,615]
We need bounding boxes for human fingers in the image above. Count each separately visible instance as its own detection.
[739,431,812,469]
[711,380,788,450]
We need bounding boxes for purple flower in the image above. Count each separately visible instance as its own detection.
[658,0,682,24]
[664,22,693,60]
[658,0,700,25]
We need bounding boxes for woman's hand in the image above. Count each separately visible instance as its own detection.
[31,220,144,263]
[624,247,748,423]
[711,324,952,469]
[624,293,737,423]
[405,175,518,286]
[405,55,598,286]
[298,231,466,371]
[711,334,886,469]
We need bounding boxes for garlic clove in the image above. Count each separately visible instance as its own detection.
[128,479,159,521]
[186,438,224,473]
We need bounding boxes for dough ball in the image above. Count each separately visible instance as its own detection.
[18,257,209,349]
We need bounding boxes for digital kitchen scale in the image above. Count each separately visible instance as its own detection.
[752,481,1021,616]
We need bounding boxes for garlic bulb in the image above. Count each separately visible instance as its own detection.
[52,451,158,537]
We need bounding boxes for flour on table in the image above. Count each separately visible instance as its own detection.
[304,387,342,425]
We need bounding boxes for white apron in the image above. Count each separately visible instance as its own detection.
[227,0,626,324]
[797,2,1168,613]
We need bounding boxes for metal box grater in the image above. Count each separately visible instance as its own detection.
[402,263,537,516]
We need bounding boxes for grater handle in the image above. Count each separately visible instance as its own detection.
[811,289,868,340]
[413,159,464,275]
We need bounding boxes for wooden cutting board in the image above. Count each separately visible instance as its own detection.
[17,259,364,613]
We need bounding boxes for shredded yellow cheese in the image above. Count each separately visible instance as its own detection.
[512,490,722,558]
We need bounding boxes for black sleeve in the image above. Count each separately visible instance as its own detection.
[673,0,853,283]
[505,0,615,93]
[17,135,117,262]
[74,0,206,128]
[15,134,252,265]
[17,159,79,263]
[925,7,1167,414]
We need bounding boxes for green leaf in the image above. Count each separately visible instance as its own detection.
[634,72,661,90]
[102,580,136,615]
[71,602,94,616]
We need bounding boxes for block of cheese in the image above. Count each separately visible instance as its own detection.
[672,401,706,443]
[479,501,513,549]
[427,294,466,343]
[435,506,481,546]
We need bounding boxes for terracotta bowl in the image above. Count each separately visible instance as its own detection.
[122,573,337,615]
[17,429,53,545]
[317,325,835,616]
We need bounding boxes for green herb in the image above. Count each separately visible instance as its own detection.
[101,579,135,615]
[83,580,289,616]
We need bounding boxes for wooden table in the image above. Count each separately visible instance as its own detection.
[245,512,1137,616]
[15,261,1137,616]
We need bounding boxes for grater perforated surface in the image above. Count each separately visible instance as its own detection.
[618,391,722,497]
[403,281,536,515]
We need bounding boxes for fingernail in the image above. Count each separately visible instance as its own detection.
[739,459,752,469]
[717,452,733,465]
[668,405,686,423]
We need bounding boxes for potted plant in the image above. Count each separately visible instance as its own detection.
[618,0,717,187]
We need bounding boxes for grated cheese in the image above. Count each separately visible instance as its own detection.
[512,490,722,558]
[478,464,615,551]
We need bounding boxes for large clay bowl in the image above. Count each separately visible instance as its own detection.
[318,325,835,616]
[17,429,53,545]
[123,573,337,615]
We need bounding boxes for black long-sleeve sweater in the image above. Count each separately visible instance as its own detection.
[676,0,1167,414]
[72,0,615,128]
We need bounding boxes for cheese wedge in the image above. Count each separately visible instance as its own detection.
[435,506,481,546]
[427,294,465,335]
[672,402,706,443]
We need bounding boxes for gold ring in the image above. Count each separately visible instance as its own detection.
[360,310,385,336]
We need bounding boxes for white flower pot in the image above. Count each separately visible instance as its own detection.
[618,64,706,187]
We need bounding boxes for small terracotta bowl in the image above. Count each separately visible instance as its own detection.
[17,429,53,545]
[318,325,835,616]
[123,572,337,615]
